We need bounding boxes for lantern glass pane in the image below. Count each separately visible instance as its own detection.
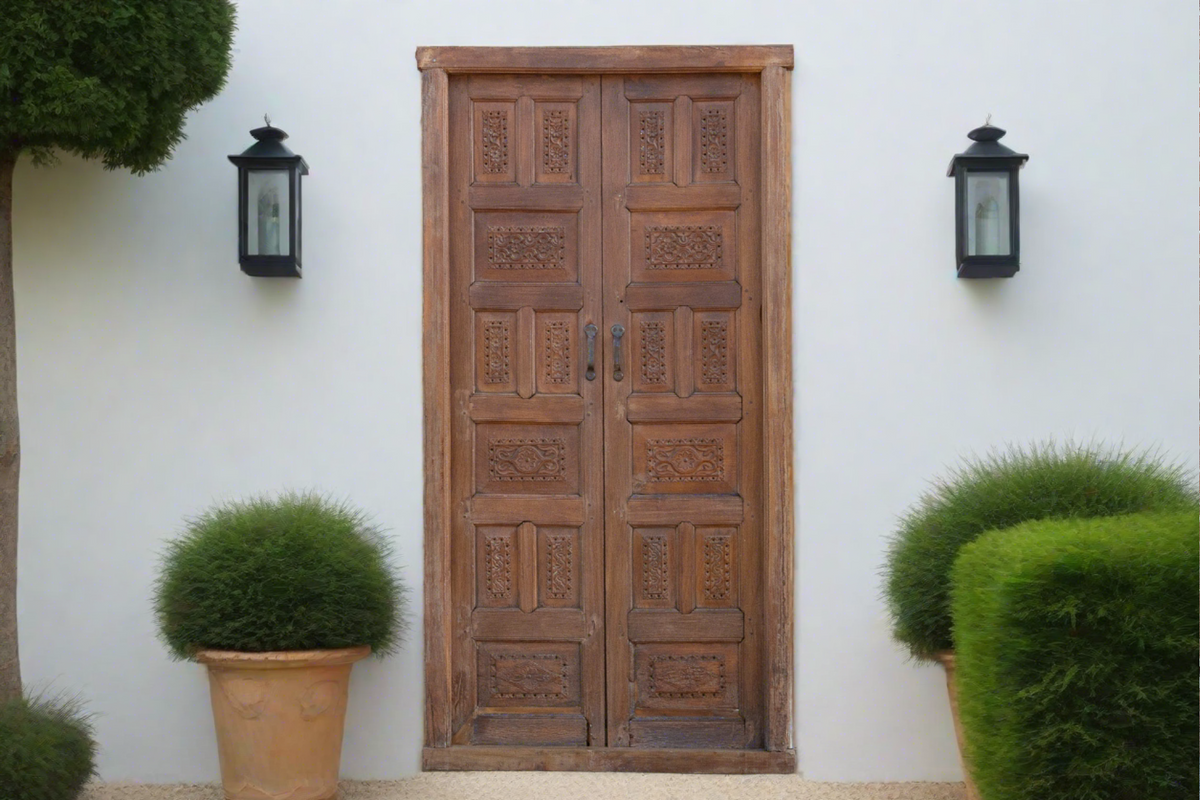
[965,171,1011,256]
[246,170,291,256]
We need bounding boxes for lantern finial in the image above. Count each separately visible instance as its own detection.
[264,113,271,127]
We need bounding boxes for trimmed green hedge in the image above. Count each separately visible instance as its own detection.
[0,693,96,800]
[951,511,1199,800]
[154,492,407,658]
[883,443,1195,659]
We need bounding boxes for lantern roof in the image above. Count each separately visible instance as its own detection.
[229,118,308,172]
[947,122,1028,176]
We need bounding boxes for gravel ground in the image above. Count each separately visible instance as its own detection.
[83,776,966,800]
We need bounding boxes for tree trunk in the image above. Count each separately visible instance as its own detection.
[0,150,20,703]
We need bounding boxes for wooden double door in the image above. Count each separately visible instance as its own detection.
[447,71,763,752]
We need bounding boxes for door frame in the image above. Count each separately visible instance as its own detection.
[418,46,795,774]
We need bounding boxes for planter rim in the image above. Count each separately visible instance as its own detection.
[195,645,371,669]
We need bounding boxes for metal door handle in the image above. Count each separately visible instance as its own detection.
[584,323,597,381]
[611,324,625,381]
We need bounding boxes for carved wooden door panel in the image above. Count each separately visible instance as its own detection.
[601,74,763,749]
[447,74,605,746]
[447,70,764,753]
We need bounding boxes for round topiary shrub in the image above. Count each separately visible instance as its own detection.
[883,442,1196,660]
[0,693,96,800]
[154,492,406,658]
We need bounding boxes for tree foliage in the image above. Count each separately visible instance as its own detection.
[0,0,236,170]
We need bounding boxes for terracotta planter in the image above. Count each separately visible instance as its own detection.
[934,651,981,800]
[196,646,370,800]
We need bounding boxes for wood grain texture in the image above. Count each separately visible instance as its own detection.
[760,65,795,752]
[422,745,796,773]
[416,46,795,74]
[422,48,794,772]
[421,68,452,748]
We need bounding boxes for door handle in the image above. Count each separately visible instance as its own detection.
[584,323,597,381]
[611,324,625,382]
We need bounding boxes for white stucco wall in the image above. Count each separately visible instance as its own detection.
[13,0,1196,784]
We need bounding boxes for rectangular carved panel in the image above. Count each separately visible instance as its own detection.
[476,526,518,609]
[692,100,735,183]
[631,311,675,394]
[629,102,673,183]
[632,528,675,609]
[476,423,581,496]
[535,312,578,395]
[474,211,580,284]
[474,311,517,394]
[631,211,737,283]
[693,310,736,393]
[473,101,516,184]
[536,102,577,185]
[538,527,580,608]
[634,643,739,712]
[632,423,738,495]
[696,527,738,609]
[476,642,581,709]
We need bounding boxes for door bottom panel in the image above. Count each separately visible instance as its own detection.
[423,746,796,774]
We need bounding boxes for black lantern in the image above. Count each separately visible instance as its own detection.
[948,121,1028,278]
[228,117,308,277]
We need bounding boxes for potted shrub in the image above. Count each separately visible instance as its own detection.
[154,492,406,800]
[882,442,1196,798]
[0,692,96,800]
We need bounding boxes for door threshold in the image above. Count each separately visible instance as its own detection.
[422,745,796,774]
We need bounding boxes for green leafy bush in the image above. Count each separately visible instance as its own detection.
[0,693,96,800]
[154,492,406,658]
[951,511,1199,800]
[883,442,1195,658]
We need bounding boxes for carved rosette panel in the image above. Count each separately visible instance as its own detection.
[542,110,570,174]
[483,532,513,601]
[544,321,571,385]
[488,438,566,482]
[702,533,733,602]
[646,438,725,483]
[638,110,666,175]
[639,321,668,385]
[699,320,729,385]
[641,533,670,600]
[489,653,567,699]
[648,654,726,699]
[481,109,509,174]
[699,108,729,173]
[544,533,573,600]
[645,226,723,270]
[483,320,511,385]
[487,226,566,270]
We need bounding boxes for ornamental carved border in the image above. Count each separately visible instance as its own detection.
[641,533,670,600]
[699,320,729,385]
[645,438,725,483]
[638,110,666,175]
[480,109,509,174]
[639,321,668,385]
[482,320,511,384]
[544,533,573,600]
[487,437,567,482]
[644,225,723,269]
[542,109,571,174]
[648,654,727,699]
[487,225,567,270]
[543,320,572,385]
[489,653,568,699]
